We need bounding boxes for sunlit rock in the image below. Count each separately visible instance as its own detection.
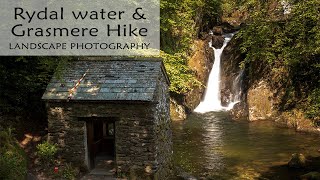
[170,98,187,121]
[247,80,274,121]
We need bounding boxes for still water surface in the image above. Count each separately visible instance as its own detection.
[172,112,320,179]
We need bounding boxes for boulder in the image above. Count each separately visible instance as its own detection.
[230,102,248,120]
[211,35,225,49]
[212,26,223,35]
[247,80,274,121]
[288,153,307,168]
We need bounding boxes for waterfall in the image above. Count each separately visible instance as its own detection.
[233,70,244,102]
[194,32,240,113]
[226,69,244,110]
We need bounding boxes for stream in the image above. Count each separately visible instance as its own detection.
[172,112,320,179]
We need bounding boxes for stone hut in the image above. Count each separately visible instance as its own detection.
[42,59,172,179]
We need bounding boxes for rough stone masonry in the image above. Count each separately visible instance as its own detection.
[42,59,172,179]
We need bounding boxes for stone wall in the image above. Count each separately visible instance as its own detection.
[46,104,86,165]
[46,74,172,179]
[153,69,172,179]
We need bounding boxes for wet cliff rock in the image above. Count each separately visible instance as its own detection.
[219,30,249,120]
[220,34,244,106]
[170,34,214,120]
[184,36,214,112]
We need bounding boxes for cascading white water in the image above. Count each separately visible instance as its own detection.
[231,70,244,102]
[225,69,243,110]
[194,32,239,113]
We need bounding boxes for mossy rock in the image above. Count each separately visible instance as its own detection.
[300,172,320,180]
[288,153,307,168]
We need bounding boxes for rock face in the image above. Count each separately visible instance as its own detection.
[219,27,276,122]
[218,24,318,133]
[170,33,215,118]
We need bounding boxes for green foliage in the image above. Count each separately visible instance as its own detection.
[237,0,320,65]
[202,0,223,30]
[162,52,201,94]
[36,142,78,179]
[36,141,58,165]
[305,88,320,125]
[0,56,69,114]
[161,0,199,53]
[160,0,220,94]
[54,163,77,180]
[160,0,221,53]
[236,0,320,122]
[0,129,27,180]
[221,1,234,17]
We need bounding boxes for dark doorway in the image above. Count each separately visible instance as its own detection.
[86,118,116,170]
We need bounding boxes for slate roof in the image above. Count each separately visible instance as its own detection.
[42,59,169,102]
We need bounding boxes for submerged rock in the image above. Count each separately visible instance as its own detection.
[288,153,307,168]
[300,172,320,180]
[176,172,197,180]
[175,167,198,180]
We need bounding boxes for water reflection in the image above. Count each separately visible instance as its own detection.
[172,112,320,179]
[201,112,224,173]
